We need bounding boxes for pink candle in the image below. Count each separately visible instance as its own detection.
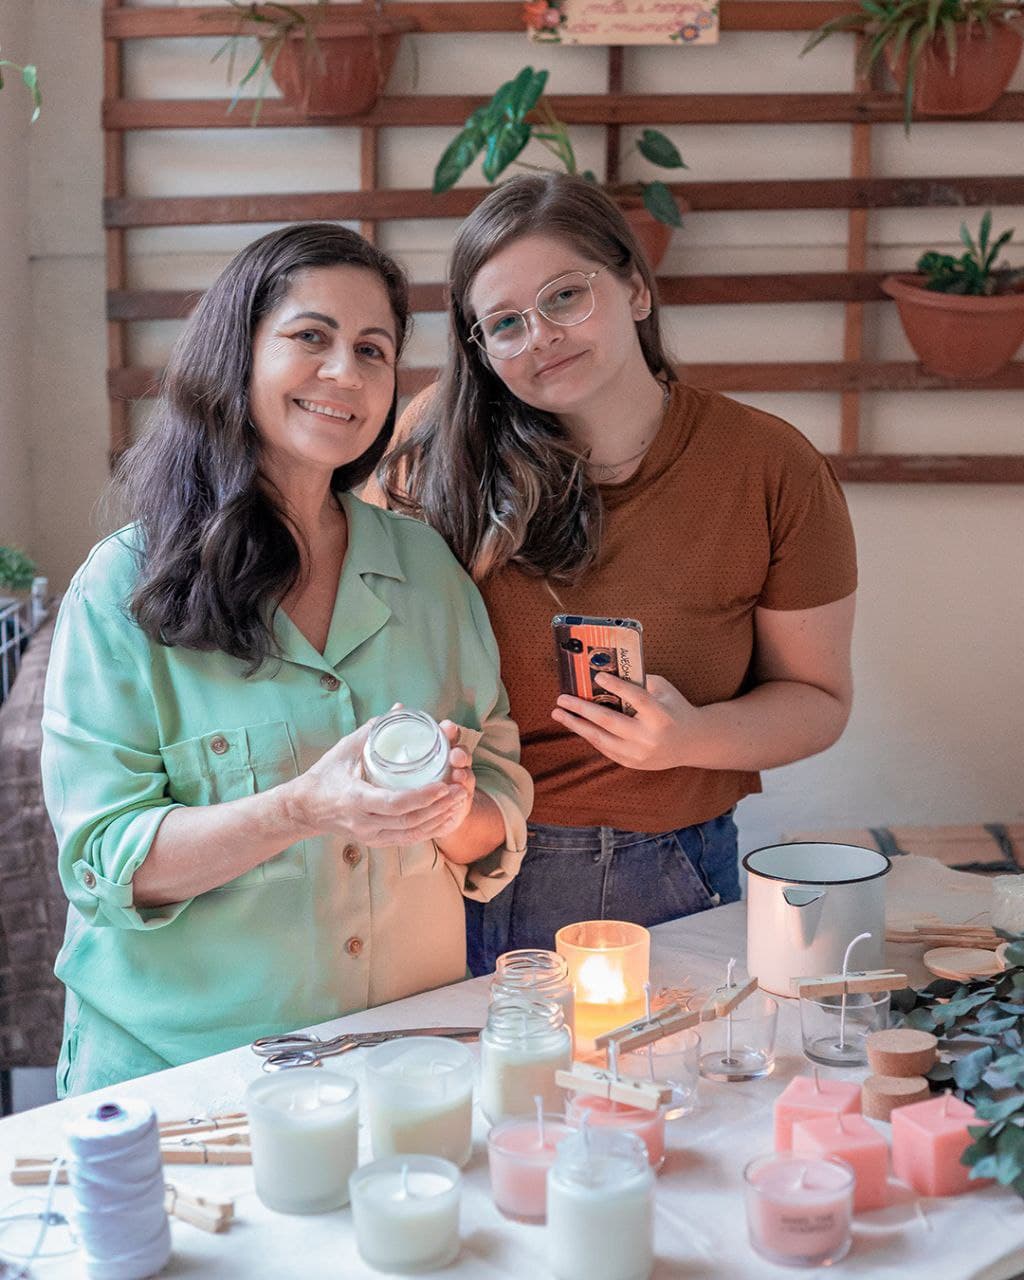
[487,1114,575,1223]
[744,1154,854,1268]
[792,1113,890,1211]
[773,1074,861,1151]
[892,1094,991,1197]
[565,1093,666,1171]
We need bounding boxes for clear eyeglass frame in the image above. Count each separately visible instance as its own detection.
[469,268,604,360]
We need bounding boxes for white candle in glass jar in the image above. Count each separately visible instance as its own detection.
[480,997,572,1125]
[349,1155,461,1274]
[547,1128,655,1280]
[362,709,449,790]
[245,1068,359,1213]
[364,1037,474,1167]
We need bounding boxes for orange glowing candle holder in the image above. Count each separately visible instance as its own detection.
[555,921,650,1057]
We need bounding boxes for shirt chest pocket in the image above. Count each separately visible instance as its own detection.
[160,721,307,890]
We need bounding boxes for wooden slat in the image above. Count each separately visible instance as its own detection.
[107,273,904,321]
[105,0,130,465]
[840,38,873,457]
[109,361,1024,400]
[102,92,1024,131]
[103,3,863,40]
[103,176,1024,228]
[829,455,1024,483]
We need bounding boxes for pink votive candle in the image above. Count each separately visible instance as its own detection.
[565,1093,666,1172]
[773,1073,861,1151]
[487,1113,575,1223]
[792,1113,890,1211]
[892,1094,991,1197]
[744,1153,854,1268]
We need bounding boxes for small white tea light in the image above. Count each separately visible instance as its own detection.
[349,1155,461,1274]
[363,709,450,790]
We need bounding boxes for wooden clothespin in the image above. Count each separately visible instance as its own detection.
[163,1183,235,1233]
[701,974,759,1019]
[793,969,908,998]
[160,1129,252,1166]
[593,1004,701,1055]
[158,1111,247,1139]
[11,1156,65,1187]
[555,1064,673,1112]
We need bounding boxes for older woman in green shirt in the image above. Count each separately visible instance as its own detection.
[41,224,532,1095]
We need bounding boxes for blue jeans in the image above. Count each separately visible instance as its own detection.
[466,810,740,977]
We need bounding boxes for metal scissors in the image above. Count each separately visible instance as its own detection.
[251,1026,482,1072]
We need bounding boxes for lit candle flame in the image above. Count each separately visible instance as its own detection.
[577,953,629,1005]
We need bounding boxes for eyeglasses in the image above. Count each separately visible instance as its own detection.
[469,269,604,360]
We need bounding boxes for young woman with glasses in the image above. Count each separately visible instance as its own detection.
[375,173,857,976]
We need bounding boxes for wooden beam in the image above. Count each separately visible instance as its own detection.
[103,3,863,40]
[829,455,1024,484]
[103,176,1024,228]
[102,92,1024,131]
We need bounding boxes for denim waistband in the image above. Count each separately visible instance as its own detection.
[527,818,709,852]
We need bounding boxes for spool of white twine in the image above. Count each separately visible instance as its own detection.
[65,1099,171,1280]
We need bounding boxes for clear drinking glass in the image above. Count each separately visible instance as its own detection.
[618,1027,700,1119]
[699,992,778,1081]
[799,990,890,1067]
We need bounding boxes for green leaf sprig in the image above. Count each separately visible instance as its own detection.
[916,210,1024,296]
[0,547,38,593]
[891,931,1024,1196]
[432,67,688,229]
[0,51,42,123]
[209,0,328,122]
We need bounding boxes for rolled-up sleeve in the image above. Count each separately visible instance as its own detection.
[41,583,190,930]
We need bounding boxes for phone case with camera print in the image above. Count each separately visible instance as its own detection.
[552,615,646,716]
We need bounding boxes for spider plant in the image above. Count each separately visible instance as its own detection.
[0,50,41,122]
[211,0,327,121]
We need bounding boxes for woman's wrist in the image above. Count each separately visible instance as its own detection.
[271,774,323,841]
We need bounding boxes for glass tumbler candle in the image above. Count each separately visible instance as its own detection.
[487,1112,575,1223]
[480,996,572,1125]
[699,991,779,1082]
[619,1027,700,1119]
[565,1092,666,1171]
[492,949,575,1040]
[364,1037,475,1167]
[555,921,650,1055]
[349,1155,461,1274]
[744,1153,855,1268]
[800,990,890,1067]
[362,708,449,790]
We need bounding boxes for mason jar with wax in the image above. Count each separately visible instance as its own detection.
[363,709,450,790]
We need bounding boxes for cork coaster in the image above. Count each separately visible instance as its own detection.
[923,947,1003,981]
[862,1074,932,1121]
[866,1028,938,1078]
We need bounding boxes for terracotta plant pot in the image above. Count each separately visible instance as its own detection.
[882,273,1024,379]
[267,14,415,119]
[890,21,1023,117]
[620,203,687,272]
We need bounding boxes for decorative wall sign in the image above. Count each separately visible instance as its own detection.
[525,0,718,46]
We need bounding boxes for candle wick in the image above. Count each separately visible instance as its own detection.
[813,1067,821,1093]
[535,1094,545,1149]
[838,931,871,1050]
[643,982,655,1078]
[609,1039,620,1082]
[399,1162,410,1200]
[726,957,737,989]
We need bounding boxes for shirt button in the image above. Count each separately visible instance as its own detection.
[343,844,362,867]
[210,735,229,755]
[345,936,364,957]
[320,673,340,692]
[82,869,97,889]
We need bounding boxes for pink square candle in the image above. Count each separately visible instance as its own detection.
[892,1094,990,1197]
[774,1075,861,1151]
[792,1113,890,1211]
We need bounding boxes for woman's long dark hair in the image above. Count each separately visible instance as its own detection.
[380,173,675,584]
[117,222,410,671]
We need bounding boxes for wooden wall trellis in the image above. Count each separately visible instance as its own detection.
[102,1,1024,482]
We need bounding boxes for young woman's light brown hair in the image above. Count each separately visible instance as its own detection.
[380,172,676,584]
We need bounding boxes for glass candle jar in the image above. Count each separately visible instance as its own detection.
[744,1153,854,1268]
[799,990,890,1067]
[992,875,1024,934]
[565,1092,666,1171]
[487,1112,575,1223]
[699,990,778,1081]
[547,1128,655,1280]
[480,997,572,1126]
[362,709,449,790]
[492,949,575,1040]
[349,1155,461,1274]
[555,921,650,1055]
[619,1026,700,1119]
[364,1037,474,1168]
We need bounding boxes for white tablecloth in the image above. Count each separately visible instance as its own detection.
[2,857,1022,1279]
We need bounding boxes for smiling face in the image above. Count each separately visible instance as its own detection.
[466,233,651,419]
[248,264,398,485]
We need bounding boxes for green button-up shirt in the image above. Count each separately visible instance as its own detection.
[42,493,532,1095]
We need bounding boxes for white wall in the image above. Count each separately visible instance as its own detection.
[13,0,1024,848]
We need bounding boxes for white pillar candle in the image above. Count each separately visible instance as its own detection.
[364,1037,475,1168]
[245,1068,359,1214]
[362,709,449,790]
[480,997,572,1125]
[349,1156,461,1274]
[547,1128,655,1280]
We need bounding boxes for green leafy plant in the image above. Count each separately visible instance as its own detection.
[801,0,1023,132]
[210,0,328,120]
[433,67,687,228]
[0,49,42,122]
[916,210,1024,295]
[0,547,37,594]
[891,931,1024,1197]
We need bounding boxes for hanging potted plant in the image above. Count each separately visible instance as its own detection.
[214,0,416,121]
[802,0,1023,132]
[432,67,687,270]
[882,211,1024,378]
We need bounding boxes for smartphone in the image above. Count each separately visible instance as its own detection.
[552,615,646,716]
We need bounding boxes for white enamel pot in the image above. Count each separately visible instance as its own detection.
[743,843,891,996]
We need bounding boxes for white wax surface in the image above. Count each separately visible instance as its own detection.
[480,1034,571,1125]
[373,720,437,763]
[547,1160,654,1280]
[351,1165,460,1273]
